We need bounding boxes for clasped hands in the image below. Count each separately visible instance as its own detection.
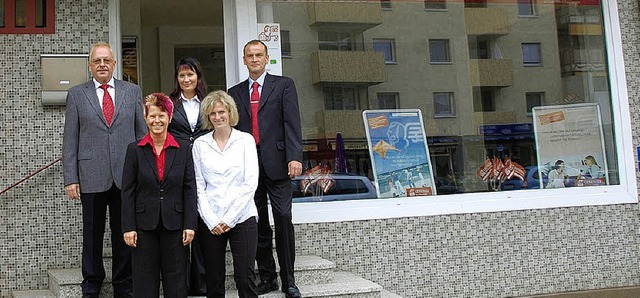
[211,222,230,235]
[123,229,194,247]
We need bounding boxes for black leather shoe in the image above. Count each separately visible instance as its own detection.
[257,279,279,295]
[283,285,302,298]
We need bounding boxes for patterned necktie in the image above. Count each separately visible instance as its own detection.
[250,81,260,144]
[100,84,114,126]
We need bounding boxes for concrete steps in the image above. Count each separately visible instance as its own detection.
[12,253,402,298]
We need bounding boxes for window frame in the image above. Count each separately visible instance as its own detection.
[525,92,544,116]
[372,38,397,64]
[380,0,392,10]
[424,0,447,11]
[377,92,399,109]
[429,39,452,64]
[288,0,637,224]
[517,0,536,17]
[433,92,456,118]
[0,0,55,34]
[522,42,542,66]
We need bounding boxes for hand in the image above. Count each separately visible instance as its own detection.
[65,184,81,200]
[288,161,302,179]
[211,222,231,235]
[123,231,137,247]
[182,229,195,246]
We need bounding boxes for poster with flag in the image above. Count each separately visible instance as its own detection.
[532,103,609,188]
[363,109,437,198]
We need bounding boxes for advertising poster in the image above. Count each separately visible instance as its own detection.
[257,23,282,76]
[532,103,609,189]
[362,109,437,198]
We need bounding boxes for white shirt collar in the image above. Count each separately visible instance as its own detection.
[93,77,115,89]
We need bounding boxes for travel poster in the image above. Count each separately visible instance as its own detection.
[362,109,437,198]
[532,103,609,189]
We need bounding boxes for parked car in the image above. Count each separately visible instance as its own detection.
[502,166,579,190]
[292,173,377,203]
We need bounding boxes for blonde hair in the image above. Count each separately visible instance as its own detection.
[200,90,239,130]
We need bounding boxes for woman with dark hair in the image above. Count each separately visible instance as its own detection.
[168,57,211,143]
[167,57,211,295]
[121,93,197,297]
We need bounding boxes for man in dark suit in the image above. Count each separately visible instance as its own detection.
[228,40,303,298]
[63,42,146,298]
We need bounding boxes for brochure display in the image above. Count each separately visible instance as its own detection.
[532,103,609,188]
[362,110,437,198]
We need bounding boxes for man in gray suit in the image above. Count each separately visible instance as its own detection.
[63,42,146,298]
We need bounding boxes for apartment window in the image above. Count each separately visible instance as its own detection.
[1,0,55,33]
[380,0,392,10]
[522,43,542,66]
[324,86,358,110]
[433,92,455,117]
[526,92,544,115]
[481,89,495,112]
[429,39,451,63]
[373,39,396,64]
[377,93,399,109]
[518,0,535,16]
[281,30,292,58]
[425,0,447,10]
[319,31,353,51]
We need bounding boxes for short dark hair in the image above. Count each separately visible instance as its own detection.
[243,39,268,56]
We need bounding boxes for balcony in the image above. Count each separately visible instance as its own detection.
[465,8,509,36]
[472,111,517,128]
[307,2,382,30]
[311,51,386,85]
[316,110,366,139]
[468,59,513,87]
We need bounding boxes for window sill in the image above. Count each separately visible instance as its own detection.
[430,61,453,65]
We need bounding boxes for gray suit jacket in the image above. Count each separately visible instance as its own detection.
[63,79,147,193]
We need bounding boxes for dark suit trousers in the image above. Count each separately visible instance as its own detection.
[80,184,132,297]
[132,224,189,298]
[199,217,258,298]
[255,152,297,289]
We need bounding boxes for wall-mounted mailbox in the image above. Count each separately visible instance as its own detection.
[41,54,89,106]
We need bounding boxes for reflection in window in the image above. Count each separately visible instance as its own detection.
[373,39,396,63]
[429,39,451,63]
[281,30,292,58]
[380,0,392,10]
[35,0,46,27]
[433,92,455,117]
[324,86,358,110]
[425,0,447,10]
[267,0,619,199]
[378,93,399,109]
[518,0,535,16]
[526,92,544,115]
[522,43,542,66]
[319,31,353,51]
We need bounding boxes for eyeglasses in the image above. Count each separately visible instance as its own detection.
[91,58,114,65]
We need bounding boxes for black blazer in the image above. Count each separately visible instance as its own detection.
[168,100,211,144]
[228,73,303,180]
[121,138,197,232]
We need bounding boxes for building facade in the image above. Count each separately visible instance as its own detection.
[0,0,638,297]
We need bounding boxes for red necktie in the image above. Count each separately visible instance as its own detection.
[100,84,114,126]
[251,81,260,144]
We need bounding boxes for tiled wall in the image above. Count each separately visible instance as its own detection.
[1,0,639,297]
[0,0,108,296]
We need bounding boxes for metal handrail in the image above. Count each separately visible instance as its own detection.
[0,157,62,196]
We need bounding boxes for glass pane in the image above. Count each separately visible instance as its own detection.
[265,0,619,200]
[36,0,46,27]
[15,0,26,27]
[0,0,5,28]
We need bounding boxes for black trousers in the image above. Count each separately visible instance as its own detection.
[80,184,132,297]
[255,153,297,289]
[132,225,189,298]
[188,232,207,294]
[199,217,258,298]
